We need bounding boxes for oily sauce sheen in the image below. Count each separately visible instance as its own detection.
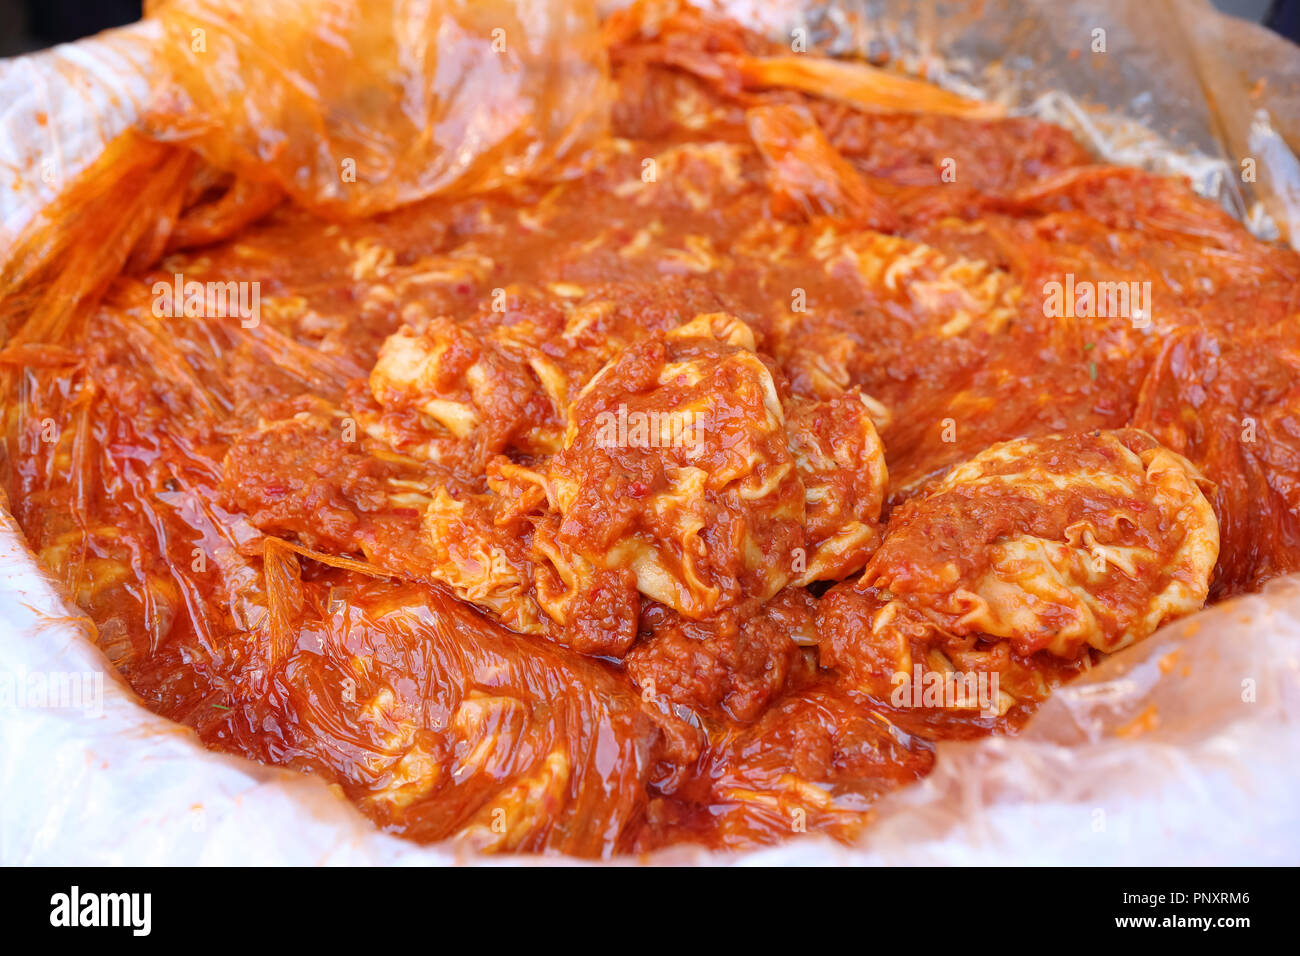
[3,2,1299,855]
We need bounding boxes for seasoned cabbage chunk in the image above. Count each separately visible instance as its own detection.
[529,312,889,635]
[377,308,889,654]
[539,311,804,620]
[819,428,1219,710]
[366,279,725,469]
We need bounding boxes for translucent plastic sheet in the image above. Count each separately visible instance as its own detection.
[2,0,1300,864]
[140,0,609,217]
[0,21,159,246]
[722,0,1300,244]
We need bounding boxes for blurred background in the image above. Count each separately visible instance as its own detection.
[2,0,140,55]
[0,0,1294,56]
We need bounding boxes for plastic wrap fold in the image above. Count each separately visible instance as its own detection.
[2,0,1299,864]
[139,0,609,217]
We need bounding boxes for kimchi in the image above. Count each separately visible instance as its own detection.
[2,0,1296,855]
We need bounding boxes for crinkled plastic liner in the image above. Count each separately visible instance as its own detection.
[722,0,1300,243]
[0,22,159,244]
[2,0,1300,864]
[139,0,609,217]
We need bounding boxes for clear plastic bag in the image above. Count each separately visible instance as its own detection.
[139,0,609,217]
